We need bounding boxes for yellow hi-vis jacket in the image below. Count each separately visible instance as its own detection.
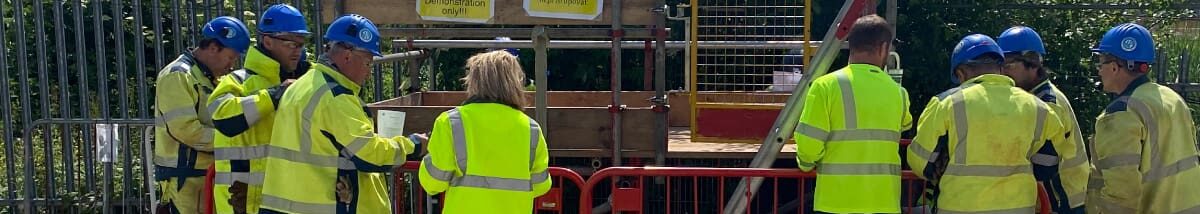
[153,53,218,214]
[208,46,306,214]
[1089,75,1200,214]
[907,74,1067,213]
[793,64,912,213]
[1028,80,1091,212]
[418,102,551,214]
[259,63,415,214]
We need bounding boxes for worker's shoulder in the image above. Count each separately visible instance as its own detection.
[934,86,965,100]
[1031,82,1063,104]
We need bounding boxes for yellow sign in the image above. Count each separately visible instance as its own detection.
[524,0,604,20]
[417,0,494,23]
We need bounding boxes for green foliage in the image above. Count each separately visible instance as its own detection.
[896,0,1194,139]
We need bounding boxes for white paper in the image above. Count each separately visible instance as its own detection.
[95,124,120,163]
[378,110,407,138]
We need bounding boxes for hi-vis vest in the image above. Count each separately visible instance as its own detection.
[1028,80,1091,212]
[907,74,1066,213]
[793,64,911,213]
[154,53,217,181]
[259,63,414,214]
[418,102,551,214]
[208,46,299,214]
[1090,75,1200,214]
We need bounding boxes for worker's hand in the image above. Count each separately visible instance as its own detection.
[281,79,297,88]
[410,133,429,143]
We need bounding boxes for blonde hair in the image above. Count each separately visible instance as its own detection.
[463,50,527,109]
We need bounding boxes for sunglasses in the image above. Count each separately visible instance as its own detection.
[265,34,306,49]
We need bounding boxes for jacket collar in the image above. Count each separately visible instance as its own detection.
[181,51,217,86]
[960,74,1015,87]
[1118,75,1149,97]
[244,45,284,83]
[314,62,361,95]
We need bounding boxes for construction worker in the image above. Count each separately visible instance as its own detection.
[792,15,911,214]
[207,4,311,214]
[907,34,1067,213]
[418,50,551,213]
[257,14,415,214]
[1089,23,1200,213]
[153,16,250,214]
[996,26,1090,213]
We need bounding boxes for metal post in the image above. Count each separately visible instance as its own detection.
[653,2,669,171]
[93,0,113,212]
[13,0,35,212]
[0,0,14,210]
[408,57,425,95]
[533,26,549,125]
[52,1,76,199]
[173,0,184,55]
[32,1,56,211]
[610,0,625,167]
[644,40,653,90]
[75,0,94,192]
[724,1,868,213]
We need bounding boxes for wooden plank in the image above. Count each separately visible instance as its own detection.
[321,0,657,25]
[390,91,691,126]
[365,105,659,151]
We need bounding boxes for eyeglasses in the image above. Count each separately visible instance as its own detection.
[265,34,305,50]
[1091,53,1117,69]
[334,42,375,67]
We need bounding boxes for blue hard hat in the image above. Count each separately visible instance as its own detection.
[324,14,382,56]
[201,16,252,54]
[1092,23,1155,64]
[949,34,1004,84]
[494,37,520,57]
[259,4,310,35]
[997,26,1046,56]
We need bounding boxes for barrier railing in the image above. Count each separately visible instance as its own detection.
[392,161,587,214]
[579,166,1053,214]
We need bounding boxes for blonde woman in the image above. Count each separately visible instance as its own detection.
[418,50,551,213]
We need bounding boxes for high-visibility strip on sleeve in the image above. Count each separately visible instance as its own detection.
[422,154,454,182]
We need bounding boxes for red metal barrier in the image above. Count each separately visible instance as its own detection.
[579,167,1053,214]
[392,161,586,214]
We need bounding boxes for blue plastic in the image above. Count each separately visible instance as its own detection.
[324,14,382,56]
[949,34,1004,84]
[1092,23,1155,64]
[259,4,310,35]
[201,16,252,54]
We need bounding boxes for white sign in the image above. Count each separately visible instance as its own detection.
[417,0,495,23]
[524,0,604,20]
[96,124,120,163]
[377,110,407,138]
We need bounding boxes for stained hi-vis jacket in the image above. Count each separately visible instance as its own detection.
[418,102,551,214]
[1089,75,1200,214]
[154,52,218,180]
[208,46,303,214]
[259,62,415,214]
[793,64,912,213]
[1028,80,1091,212]
[907,74,1067,213]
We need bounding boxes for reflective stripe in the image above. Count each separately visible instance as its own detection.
[1062,155,1088,169]
[207,93,234,117]
[1096,154,1140,170]
[422,155,454,182]
[339,134,372,158]
[1088,176,1105,190]
[450,175,532,192]
[1123,98,1161,167]
[828,129,900,142]
[214,145,269,160]
[531,169,549,184]
[1031,153,1059,166]
[1069,192,1086,207]
[268,146,356,170]
[834,72,857,129]
[261,194,334,212]
[299,85,332,154]
[796,123,899,142]
[157,107,198,126]
[909,142,937,161]
[240,96,261,126]
[944,164,1032,177]
[1028,101,1049,161]
[795,123,829,141]
[818,163,900,175]
[938,206,1035,214]
[214,171,265,185]
[448,108,468,173]
[1145,155,1200,183]
[951,92,968,164]
[154,155,178,168]
[529,118,540,168]
[797,160,816,168]
[231,70,249,82]
[1174,203,1200,214]
[1096,199,1135,214]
